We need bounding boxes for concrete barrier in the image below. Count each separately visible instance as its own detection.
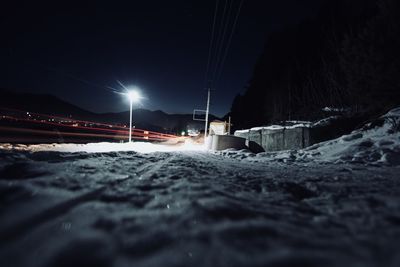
[206,135,247,151]
[207,126,311,152]
[234,130,249,139]
[234,126,311,152]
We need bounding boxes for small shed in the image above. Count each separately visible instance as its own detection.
[209,120,229,135]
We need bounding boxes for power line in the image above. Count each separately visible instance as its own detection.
[201,0,244,138]
[215,0,244,84]
[210,0,229,86]
[206,0,244,89]
[211,0,234,86]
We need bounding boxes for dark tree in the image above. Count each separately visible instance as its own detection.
[230,0,397,130]
[341,0,400,112]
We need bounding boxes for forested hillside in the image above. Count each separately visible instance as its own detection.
[230,0,400,130]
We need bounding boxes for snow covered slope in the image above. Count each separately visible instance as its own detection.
[226,108,400,166]
[303,108,400,165]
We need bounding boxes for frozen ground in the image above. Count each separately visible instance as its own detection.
[1,109,400,267]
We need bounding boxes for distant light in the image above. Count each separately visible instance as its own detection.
[127,90,141,103]
[188,129,200,137]
[181,131,186,136]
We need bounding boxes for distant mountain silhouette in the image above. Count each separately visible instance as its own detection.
[0,89,220,133]
[0,89,94,118]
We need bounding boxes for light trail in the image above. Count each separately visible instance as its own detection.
[0,107,177,139]
[8,117,171,140]
[0,108,179,143]
[0,126,171,142]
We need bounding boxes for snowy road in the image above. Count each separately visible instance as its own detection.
[1,147,400,267]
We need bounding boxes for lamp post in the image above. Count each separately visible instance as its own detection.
[127,90,140,143]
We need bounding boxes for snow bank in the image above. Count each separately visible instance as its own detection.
[227,107,400,166]
[312,116,340,127]
[234,129,250,134]
[237,117,340,134]
[322,106,349,113]
[300,107,400,165]
[251,123,312,131]
[0,141,205,154]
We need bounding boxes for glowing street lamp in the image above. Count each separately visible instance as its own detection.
[127,90,141,143]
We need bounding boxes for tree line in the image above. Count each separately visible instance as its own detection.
[230,0,400,130]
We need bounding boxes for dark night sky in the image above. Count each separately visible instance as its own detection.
[0,0,326,117]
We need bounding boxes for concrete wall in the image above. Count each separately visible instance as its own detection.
[234,127,311,152]
[206,135,247,151]
[234,130,249,139]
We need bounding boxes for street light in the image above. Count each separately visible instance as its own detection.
[126,90,141,143]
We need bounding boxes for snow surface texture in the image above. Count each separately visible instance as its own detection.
[1,108,400,267]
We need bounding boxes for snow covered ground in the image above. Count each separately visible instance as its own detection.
[0,140,205,154]
[1,108,400,267]
[229,107,400,166]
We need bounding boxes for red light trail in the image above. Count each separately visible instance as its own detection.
[0,107,178,143]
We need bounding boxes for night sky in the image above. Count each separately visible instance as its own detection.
[1,0,326,117]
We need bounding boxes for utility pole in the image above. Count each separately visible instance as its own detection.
[228,116,231,135]
[129,98,133,143]
[204,87,211,138]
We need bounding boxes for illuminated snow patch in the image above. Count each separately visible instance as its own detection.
[0,141,205,154]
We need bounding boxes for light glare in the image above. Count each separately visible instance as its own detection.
[127,91,141,102]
